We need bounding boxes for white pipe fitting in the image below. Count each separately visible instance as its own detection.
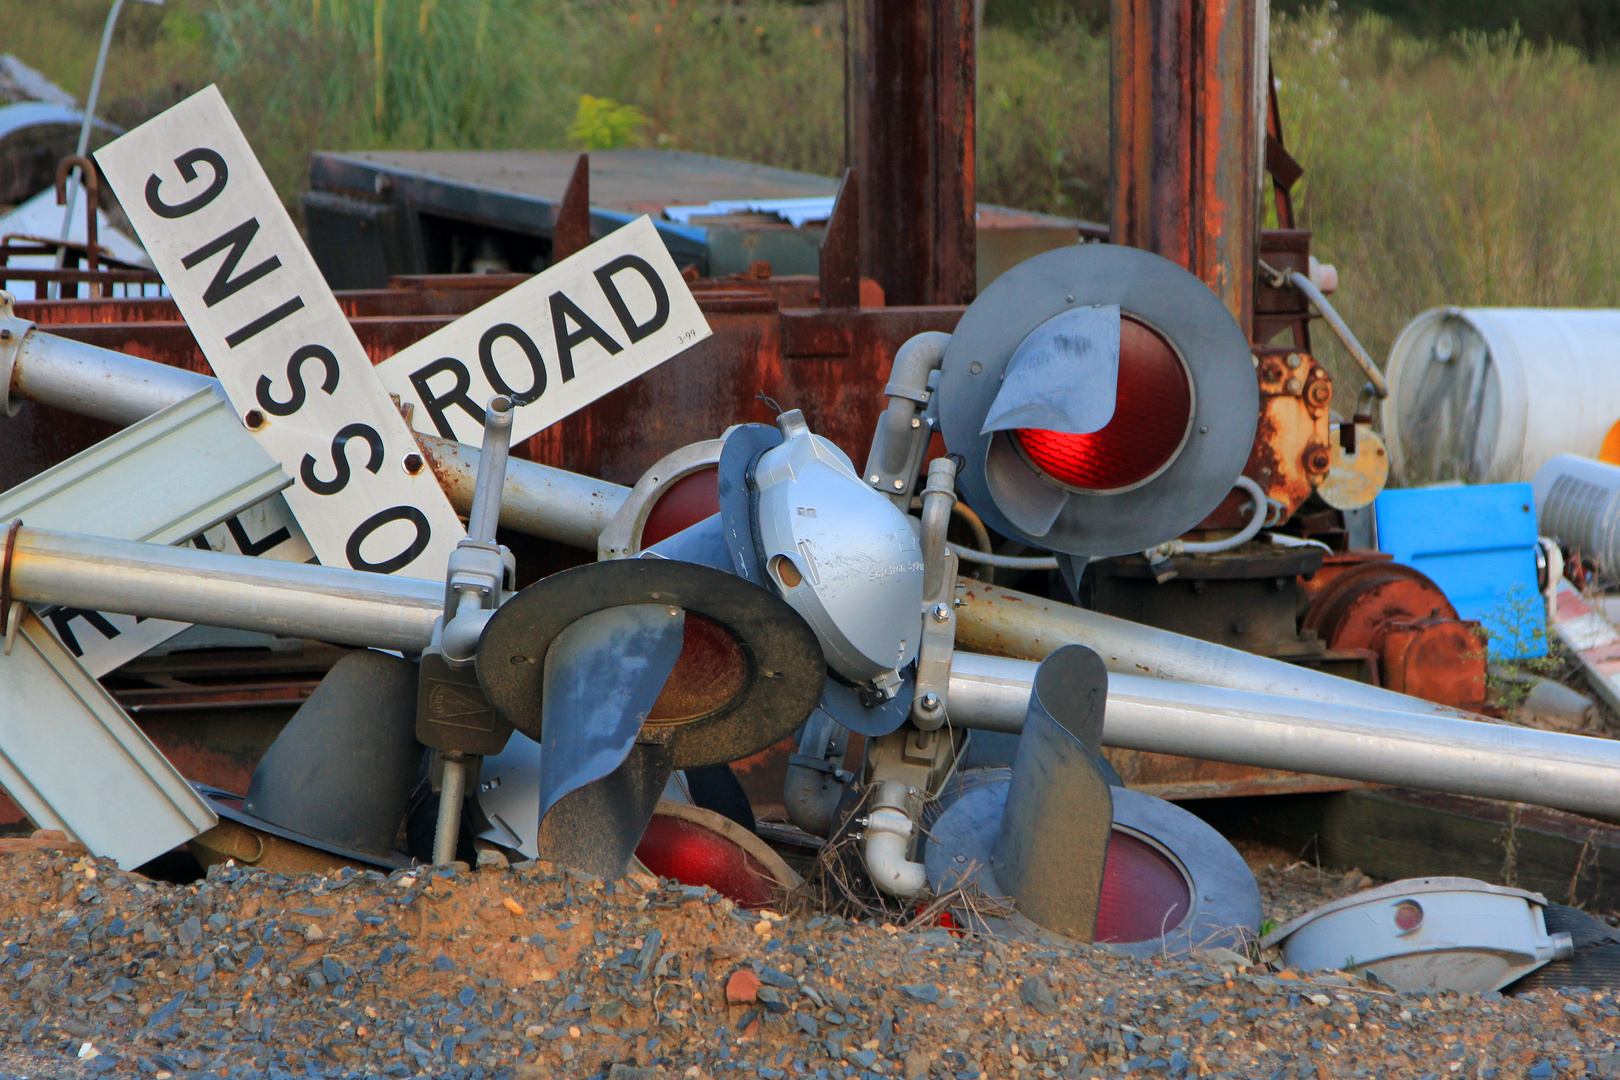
[862,781,929,899]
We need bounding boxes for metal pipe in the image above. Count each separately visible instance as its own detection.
[1284,269,1387,399]
[917,457,957,600]
[8,324,216,425]
[466,396,514,544]
[20,519,1620,821]
[4,524,441,652]
[434,756,470,866]
[864,331,951,507]
[948,544,1058,570]
[4,327,630,547]
[946,651,1620,822]
[953,578,1492,724]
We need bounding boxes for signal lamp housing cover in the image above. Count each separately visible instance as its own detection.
[938,244,1258,558]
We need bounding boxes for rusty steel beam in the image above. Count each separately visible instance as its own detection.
[848,0,976,307]
[819,168,860,309]
[551,153,591,263]
[1110,0,1266,339]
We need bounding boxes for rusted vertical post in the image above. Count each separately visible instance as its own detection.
[1110,0,1264,340]
[820,168,861,309]
[849,0,976,307]
[551,153,591,264]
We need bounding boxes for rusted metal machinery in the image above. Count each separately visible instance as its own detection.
[0,0,1484,833]
[1078,0,1484,704]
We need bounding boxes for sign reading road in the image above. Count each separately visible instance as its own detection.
[95,86,465,581]
[373,215,710,446]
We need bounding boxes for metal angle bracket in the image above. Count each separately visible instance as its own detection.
[912,457,960,729]
[0,609,216,869]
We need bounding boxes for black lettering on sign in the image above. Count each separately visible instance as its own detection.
[549,292,622,381]
[145,148,228,219]
[181,218,281,307]
[256,344,340,416]
[225,514,293,557]
[478,323,547,405]
[346,506,432,575]
[594,254,671,344]
[300,423,384,496]
[227,297,306,348]
[408,358,485,439]
[43,607,121,658]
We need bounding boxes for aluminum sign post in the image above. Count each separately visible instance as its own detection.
[94,86,466,581]
[373,215,711,447]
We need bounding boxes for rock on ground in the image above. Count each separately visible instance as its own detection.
[0,850,1611,1079]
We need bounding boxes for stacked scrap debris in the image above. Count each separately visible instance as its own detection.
[3,89,1620,1026]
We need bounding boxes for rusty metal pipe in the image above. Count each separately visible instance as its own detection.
[947,651,1620,822]
[4,524,442,652]
[3,326,629,548]
[954,579,1492,724]
[414,433,624,552]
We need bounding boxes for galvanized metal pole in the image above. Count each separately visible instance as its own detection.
[953,578,1489,723]
[3,326,628,548]
[946,650,1620,823]
[3,524,442,651]
[15,522,1620,821]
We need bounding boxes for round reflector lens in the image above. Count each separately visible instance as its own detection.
[1013,317,1192,492]
[1094,829,1193,944]
[647,613,748,723]
[635,814,780,908]
[641,467,721,549]
[1393,900,1424,933]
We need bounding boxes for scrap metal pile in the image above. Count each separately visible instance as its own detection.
[3,81,1620,1010]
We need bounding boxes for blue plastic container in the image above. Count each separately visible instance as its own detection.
[1373,483,1544,659]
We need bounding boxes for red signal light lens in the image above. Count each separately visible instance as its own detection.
[640,467,720,548]
[1094,829,1193,944]
[1013,317,1192,492]
[635,813,781,908]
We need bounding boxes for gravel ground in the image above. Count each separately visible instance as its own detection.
[0,843,1618,1080]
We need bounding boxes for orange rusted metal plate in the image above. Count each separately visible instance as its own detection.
[1102,747,1366,801]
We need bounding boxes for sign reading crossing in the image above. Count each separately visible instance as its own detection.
[373,215,710,447]
[94,86,465,581]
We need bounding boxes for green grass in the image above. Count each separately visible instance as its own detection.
[8,1,1620,416]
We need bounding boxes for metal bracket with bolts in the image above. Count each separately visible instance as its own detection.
[424,395,518,865]
[912,457,959,729]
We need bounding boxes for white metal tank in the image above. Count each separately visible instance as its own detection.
[1385,307,1620,485]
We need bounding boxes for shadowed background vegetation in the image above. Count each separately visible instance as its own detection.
[5,0,1620,403]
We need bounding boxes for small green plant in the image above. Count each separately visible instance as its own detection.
[1258,918,1277,937]
[567,95,646,151]
[1480,582,1564,714]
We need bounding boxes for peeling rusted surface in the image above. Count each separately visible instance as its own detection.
[1301,561,1488,710]
[850,0,976,306]
[1111,0,1261,339]
[1380,618,1489,711]
[1102,747,1367,801]
[818,169,860,310]
[550,153,591,263]
[1200,346,1333,529]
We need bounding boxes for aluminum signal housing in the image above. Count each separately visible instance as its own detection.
[938,244,1257,558]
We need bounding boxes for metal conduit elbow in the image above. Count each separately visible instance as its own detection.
[862,781,929,898]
